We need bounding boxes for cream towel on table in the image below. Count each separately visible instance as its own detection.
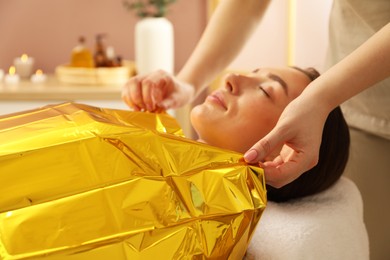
[245,177,369,260]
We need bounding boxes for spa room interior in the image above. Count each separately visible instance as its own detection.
[0,0,390,260]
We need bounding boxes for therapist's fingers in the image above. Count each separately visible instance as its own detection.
[151,72,178,110]
[158,77,195,109]
[122,70,195,111]
[244,93,328,187]
[122,76,144,111]
[261,145,319,188]
[122,71,171,112]
[244,121,321,187]
[142,77,166,111]
[243,126,286,163]
[137,70,177,111]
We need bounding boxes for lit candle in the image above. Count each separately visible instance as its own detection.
[4,66,20,84]
[30,69,47,84]
[14,54,34,78]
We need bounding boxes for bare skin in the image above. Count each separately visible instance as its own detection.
[122,0,390,188]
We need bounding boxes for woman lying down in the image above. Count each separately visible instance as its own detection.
[0,65,350,259]
[124,66,351,202]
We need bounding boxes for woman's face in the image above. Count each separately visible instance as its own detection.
[190,67,312,153]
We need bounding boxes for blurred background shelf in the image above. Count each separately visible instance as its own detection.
[0,76,128,116]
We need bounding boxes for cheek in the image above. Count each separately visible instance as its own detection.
[235,102,281,140]
[238,100,280,127]
[235,111,276,144]
[190,99,284,152]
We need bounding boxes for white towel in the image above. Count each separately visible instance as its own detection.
[245,177,369,260]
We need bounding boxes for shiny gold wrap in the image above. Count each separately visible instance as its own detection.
[0,102,266,259]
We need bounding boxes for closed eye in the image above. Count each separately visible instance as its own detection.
[259,86,270,98]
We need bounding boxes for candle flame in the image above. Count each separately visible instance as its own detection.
[9,66,16,75]
[21,54,29,62]
[36,69,43,75]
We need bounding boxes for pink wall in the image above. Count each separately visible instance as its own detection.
[0,0,207,73]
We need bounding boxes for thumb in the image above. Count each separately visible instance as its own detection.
[244,128,284,163]
[159,96,177,109]
[151,88,163,105]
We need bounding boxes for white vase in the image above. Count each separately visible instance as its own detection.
[135,17,174,75]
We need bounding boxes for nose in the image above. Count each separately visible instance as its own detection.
[224,73,253,94]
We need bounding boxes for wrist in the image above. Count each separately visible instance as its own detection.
[296,86,334,121]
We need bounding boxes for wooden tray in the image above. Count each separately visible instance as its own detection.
[55,60,136,86]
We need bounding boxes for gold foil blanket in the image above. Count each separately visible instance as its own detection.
[0,102,266,259]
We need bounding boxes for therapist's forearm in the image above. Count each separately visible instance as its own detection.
[177,0,271,97]
[300,23,390,115]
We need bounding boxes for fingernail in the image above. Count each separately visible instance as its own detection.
[244,149,258,162]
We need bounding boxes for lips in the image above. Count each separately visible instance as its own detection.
[207,91,227,110]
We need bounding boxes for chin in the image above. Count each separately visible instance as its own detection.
[190,106,212,134]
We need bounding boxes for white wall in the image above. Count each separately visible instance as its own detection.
[294,0,333,71]
[228,0,333,72]
[228,0,288,70]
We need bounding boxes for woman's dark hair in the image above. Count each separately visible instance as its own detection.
[266,67,350,202]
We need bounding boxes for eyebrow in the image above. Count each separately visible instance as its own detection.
[268,73,288,96]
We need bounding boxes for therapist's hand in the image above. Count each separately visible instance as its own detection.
[244,98,327,188]
[122,70,195,111]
